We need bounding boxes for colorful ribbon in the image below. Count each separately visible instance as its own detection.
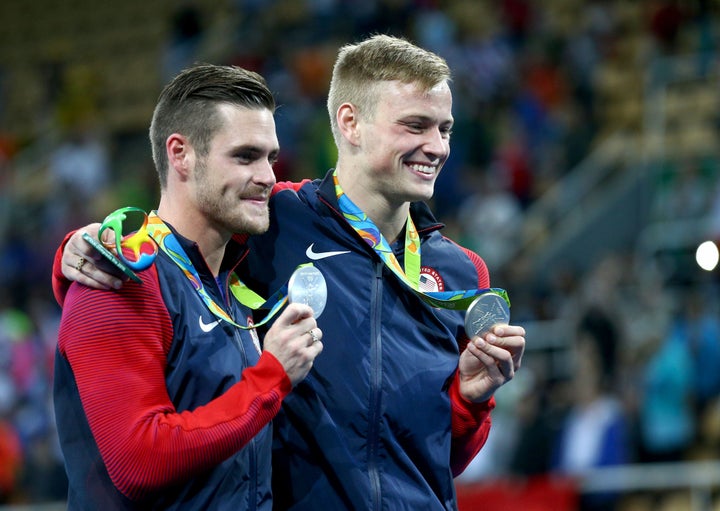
[333,171,510,311]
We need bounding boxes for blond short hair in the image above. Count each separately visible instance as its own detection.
[327,34,451,144]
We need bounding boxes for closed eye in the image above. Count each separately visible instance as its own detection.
[400,119,453,138]
[405,122,424,133]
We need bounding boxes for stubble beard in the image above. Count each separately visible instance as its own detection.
[195,181,270,237]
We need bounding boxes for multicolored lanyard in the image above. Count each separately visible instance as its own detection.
[146,212,288,329]
[332,171,510,311]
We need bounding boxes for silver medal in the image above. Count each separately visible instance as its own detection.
[288,265,327,318]
[464,292,510,338]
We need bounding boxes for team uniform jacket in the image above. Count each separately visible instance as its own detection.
[243,170,495,511]
[53,225,292,510]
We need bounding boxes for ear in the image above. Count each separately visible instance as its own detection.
[337,103,361,147]
[166,133,193,181]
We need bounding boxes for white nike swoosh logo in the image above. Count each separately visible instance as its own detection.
[305,243,350,260]
[198,316,222,333]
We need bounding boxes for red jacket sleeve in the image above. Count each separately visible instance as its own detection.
[449,243,494,476]
[52,230,76,307]
[57,267,292,500]
[449,375,495,476]
[273,179,310,194]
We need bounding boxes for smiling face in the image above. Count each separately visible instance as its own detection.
[355,80,453,207]
[192,103,279,237]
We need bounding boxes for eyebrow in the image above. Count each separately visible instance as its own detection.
[399,115,454,125]
[231,143,280,154]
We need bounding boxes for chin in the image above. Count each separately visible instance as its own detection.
[412,186,436,202]
[243,217,270,236]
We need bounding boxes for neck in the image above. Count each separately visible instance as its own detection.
[156,197,229,277]
[336,167,409,244]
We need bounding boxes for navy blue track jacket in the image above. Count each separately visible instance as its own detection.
[54,225,291,510]
[244,170,494,511]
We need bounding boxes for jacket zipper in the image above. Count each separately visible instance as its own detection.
[224,276,258,511]
[368,261,383,510]
[233,325,258,511]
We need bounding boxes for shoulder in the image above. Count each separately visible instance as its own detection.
[272,179,312,196]
[424,233,491,289]
[268,178,326,221]
[63,264,164,314]
[59,265,172,353]
[450,239,490,287]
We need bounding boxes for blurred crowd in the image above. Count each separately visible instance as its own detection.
[0,0,719,507]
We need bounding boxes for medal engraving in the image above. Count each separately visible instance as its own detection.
[288,266,327,318]
[464,292,510,338]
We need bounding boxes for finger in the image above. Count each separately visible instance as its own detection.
[67,269,114,291]
[306,328,321,346]
[303,328,324,357]
[65,256,121,291]
[310,338,323,356]
[485,332,525,351]
[491,325,525,338]
[84,265,125,290]
[466,341,497,367]
[74,224,113,263]
[280,303,315,326]
[485,332,525,369]
[63,238,95,273]
[465,341,504,378]
[307,327,323,343]
[471,337,515,379]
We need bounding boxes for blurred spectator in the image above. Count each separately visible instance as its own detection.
[647,0,686,55]
[46,123,111,235]
[456,368,536,481]
[162,4,206,83]
[456,165,524,271]
[637,297,695,463]
[669,289,720,421]
[550,306,630,511]
[508,373,562,478]
[653,156,715,222]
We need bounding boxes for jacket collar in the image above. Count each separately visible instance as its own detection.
[160,220,248,298]
[315,169,445,235]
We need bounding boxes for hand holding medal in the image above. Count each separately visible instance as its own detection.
[82,207,159,284]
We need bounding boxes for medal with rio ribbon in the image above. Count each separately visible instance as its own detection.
[84,206,327,329]
[82,206,159,283]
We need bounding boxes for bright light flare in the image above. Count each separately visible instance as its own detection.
[696,240,719,271]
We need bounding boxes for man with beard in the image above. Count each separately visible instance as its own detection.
[53,64,323,510]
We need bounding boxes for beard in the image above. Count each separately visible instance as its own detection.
[196,185,270,236]
[193,161,270,236]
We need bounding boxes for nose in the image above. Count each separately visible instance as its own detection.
[423,128,449,162]
[255,159,277,188]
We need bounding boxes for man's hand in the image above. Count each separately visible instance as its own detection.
[457,324,525,403]
[62,224,125,290]
[263,303,323,385]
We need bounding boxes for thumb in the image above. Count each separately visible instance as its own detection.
[278,302,314,326]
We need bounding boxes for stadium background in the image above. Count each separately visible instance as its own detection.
[0,1,719,509]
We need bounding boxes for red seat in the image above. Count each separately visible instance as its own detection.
[456,475,578,511]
